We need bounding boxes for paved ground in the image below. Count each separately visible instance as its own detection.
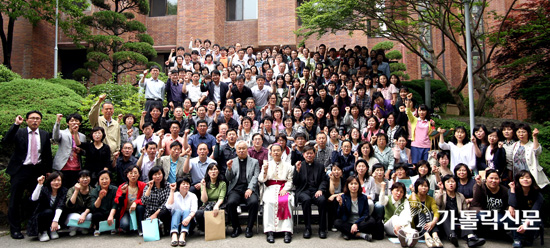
[0,225,547,248]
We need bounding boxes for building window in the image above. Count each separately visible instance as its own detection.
[419,23,433,77]
[150,0,177,17]
[227,0,258,21]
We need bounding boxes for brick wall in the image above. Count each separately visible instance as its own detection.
[146,15,178,47]
[258,0,297,46]
[224,20,258,47]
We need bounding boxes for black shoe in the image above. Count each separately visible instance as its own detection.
[319,231,327,239]
[10,231,24,239]
[245,227,253,238]
[266,232,275,243]
[303,228,312,239]
[284,232,292,243]
[467,236,486,248]
[231,227,242,238]
[364,233,373,242]
[449,233,459,247]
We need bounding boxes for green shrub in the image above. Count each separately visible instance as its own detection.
[0,79,83,149]
[0,169,10,214]
[402,79,460,110]
[433,118,469,131]
[47,78,88,97]
[89,82,138,106]
[72,68,91,82]
[0,64,21,83]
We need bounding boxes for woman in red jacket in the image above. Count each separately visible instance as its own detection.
[115,165,146,235]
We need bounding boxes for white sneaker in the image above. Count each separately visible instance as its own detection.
[39,231,50,242]
[69,227,77,237]
[80,228,89,235]
[50,231,59,240]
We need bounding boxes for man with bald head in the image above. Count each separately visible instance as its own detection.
[225,141,260,238]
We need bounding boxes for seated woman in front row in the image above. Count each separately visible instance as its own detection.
[90,170,118,236]
[435,174,485,248]
[166,177,198,247]
[378,182,414,244]
[507,170,543,248]
[194,163,226,232]
[29,172,67,242]
[334,176,383,241]
[65,170,94,237]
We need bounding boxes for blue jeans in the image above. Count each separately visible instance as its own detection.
[120,205,145,232]
[373,202,385,221]
[411,147,430,164]
[170,210,191,234]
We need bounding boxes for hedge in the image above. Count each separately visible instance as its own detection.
[0,79,83,144]
[0,64,21,83]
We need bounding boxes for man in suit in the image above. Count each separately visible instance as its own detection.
[3,111,52,239]
[225,141,260,238]
[156,141,188,184]
[293,145,329,239]
[201,70,229,109]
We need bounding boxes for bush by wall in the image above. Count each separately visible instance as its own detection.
[0,64,21,83]
[0,79,83,145]
[47,78,88,97]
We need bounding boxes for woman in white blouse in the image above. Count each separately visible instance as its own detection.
[166,177,198,247]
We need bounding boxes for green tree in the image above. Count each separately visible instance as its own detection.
[491,0,550,122]
[297,0,518,115]
[81,0,157,82]
[372,41,409,80]
[0,0,88,69]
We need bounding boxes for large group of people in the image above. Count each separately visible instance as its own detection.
[3,40,547,248]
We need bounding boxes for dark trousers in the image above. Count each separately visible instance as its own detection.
[335,216,385,240]
[327,200,339,229]
[226,190,259,229]
[120,205,145,232]
[439,209,473,238]
[8,166,41,232]
[334,218,370,237]
[91,210,110,229]
[60,170,80,189]
[37,209,55,233]
[297,190,327,231]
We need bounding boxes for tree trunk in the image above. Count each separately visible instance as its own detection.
[0,15,15,69]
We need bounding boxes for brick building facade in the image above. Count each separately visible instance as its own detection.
[0,0,527,120]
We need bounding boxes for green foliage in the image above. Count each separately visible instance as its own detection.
[72,68,92,82]
[389,63,406,72]
[0,79,83,144]
[82,0,154,83]
[89,82,138,105]
[0,169,10,213]
[0,64,21,82]
[433,118,469,131]
[385,50,403,60]
[402,79,458,110]
[372,41,394,51]
[490,0,550,122]
[47,78,87,97]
